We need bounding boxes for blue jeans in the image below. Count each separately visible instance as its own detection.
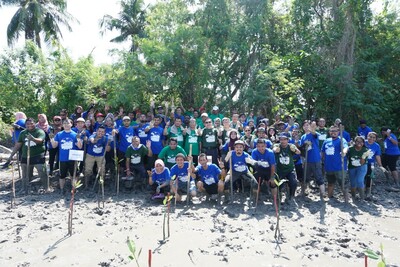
[349,165,368,188]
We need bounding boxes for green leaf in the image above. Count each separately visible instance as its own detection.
[137,247,142,258]
[127,237,136,255]
[363,249,379,260]
[128,255,134,260]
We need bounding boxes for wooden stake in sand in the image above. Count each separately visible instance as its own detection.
[11,162,16,208]
[26,134,31,195]
[114,135,119,196]
[148,249,152,267]
[339,123,348,203]
[229,147,233,200]
[302,143,309,197]
[186,144,192,205]
[68,161,81,236]
[162,193,173,240]
[254,177,261,212]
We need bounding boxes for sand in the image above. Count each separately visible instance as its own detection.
[0,164,399,267]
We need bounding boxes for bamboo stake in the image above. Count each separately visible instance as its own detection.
[186,144,192,205]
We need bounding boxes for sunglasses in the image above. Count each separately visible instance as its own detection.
[54,119,61,121]
[245,130,251,132]
[205,121,212,124]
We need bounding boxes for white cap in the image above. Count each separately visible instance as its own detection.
[212,106,219,111]
[123,116,131,121]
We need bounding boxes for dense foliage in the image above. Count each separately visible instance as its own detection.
[1,0,399,133]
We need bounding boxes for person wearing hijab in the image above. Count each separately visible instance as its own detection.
[149,159,171,199]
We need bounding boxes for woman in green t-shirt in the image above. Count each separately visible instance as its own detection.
[348,136,370,200]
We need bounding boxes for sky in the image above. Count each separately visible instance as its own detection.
[0,0,130,65]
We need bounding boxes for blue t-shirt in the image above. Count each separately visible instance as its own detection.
[13,119,26,143]
[251,148,276,169]
[364,142,381,164]
[137,123,149,145]
[342,131,351,142]
[151,168,171,185]
[147,126,165,154]
[196,164,221,185]
[54,131,78,162]
[231,152,251,173]
[87,134,108,156]
[170,162,192,182]
[321,137,348,172]
[300,132,321,163]
[384,134,400,156]
[357,126,372,139]
[118,126,136,153]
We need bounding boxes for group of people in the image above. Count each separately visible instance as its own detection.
[3,102,400,205]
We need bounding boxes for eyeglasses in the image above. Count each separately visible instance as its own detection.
[245,130,251,132]
[205,121,212,124]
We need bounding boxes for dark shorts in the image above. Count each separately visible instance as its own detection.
[254,167,272,182]
[382,154,399,172]
[204,183,218,195]
[60,161,76,179]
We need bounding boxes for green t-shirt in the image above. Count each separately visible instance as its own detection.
[125,144,148,165]
[201,128,218,148]
[18,128,46,158]
[167,127,184,147]
[275,145,295,174]
[348,146,368,169]
[158,145,187,169]
[184,129,200,156]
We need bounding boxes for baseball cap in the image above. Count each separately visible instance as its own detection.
[278,133,289,139]
[212,106,219,111]
[96,113,104,118]
[123,116,131,121]
[201,113,208,117]
[234,140,245,146]
[76,118,85,123]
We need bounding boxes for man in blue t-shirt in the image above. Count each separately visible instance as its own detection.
[84,126,110,189]
[381,127,400,187]
[224,140,259,200]
[170,153,197,202]
[193,153,226,199]
[321,125,349,200]
[145,115,166,170]
[300,120,325,199]
[113,116,136,173]
[357,120,372,139]
[136,114,150,145]
[50,119,81,195]
[251,139,276,196]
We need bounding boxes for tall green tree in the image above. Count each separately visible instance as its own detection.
[100,0,147,52]
[6,0,75,48]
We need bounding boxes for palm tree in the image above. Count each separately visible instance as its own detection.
[6,0,75,48]
[99,0,146,52]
